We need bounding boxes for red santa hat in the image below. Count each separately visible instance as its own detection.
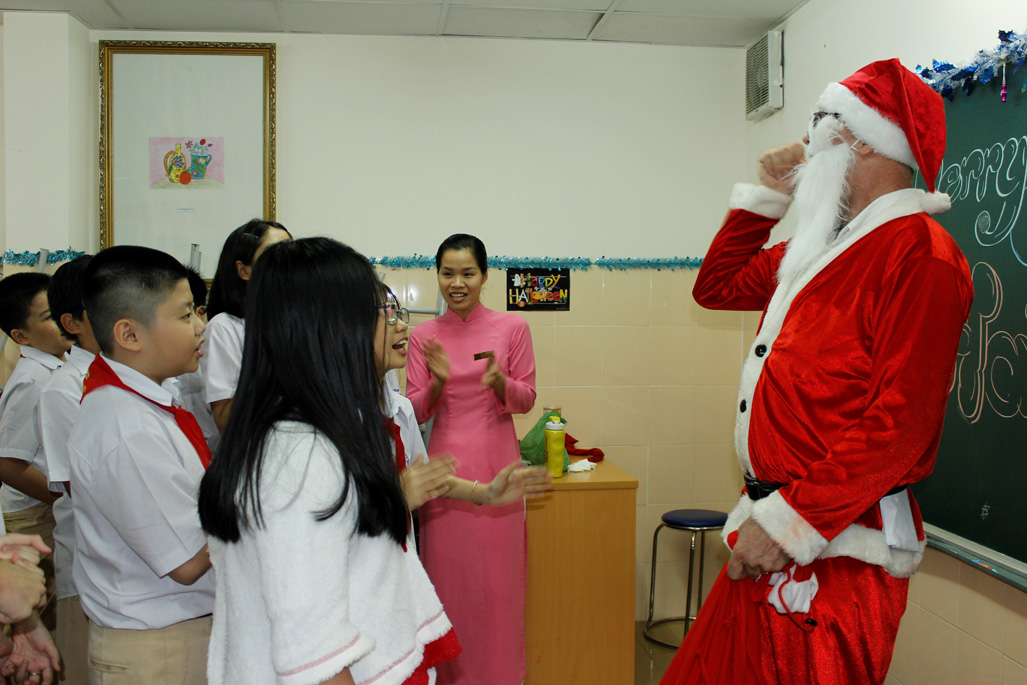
[817,58,949,210]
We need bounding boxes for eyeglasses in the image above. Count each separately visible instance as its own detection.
[810,111,841,127]
[378,302,410,325]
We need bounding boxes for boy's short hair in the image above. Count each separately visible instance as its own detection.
[48,255,94,342]
[84,246,190,355]
[185,267,208,311]
[0,272,51,337]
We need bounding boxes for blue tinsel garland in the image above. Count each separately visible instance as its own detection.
[917,29,1027,98]
[4,250,702,272]
[594,256,703,271]
[3,248,86,267]
[370,255,702,271]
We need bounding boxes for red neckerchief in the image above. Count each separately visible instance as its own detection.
[383,416,411,550]
[82,356,212,469]
[383,416,407,475]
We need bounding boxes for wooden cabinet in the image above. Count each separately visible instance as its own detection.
[525,460,638,684]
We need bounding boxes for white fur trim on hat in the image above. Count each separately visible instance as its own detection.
[920,191,952,214]
[728,183,793,219]
[818,83,917,171]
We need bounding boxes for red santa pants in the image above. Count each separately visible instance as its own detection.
[760,555,909,685]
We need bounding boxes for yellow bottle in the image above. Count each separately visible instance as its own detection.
[545,417,565,479]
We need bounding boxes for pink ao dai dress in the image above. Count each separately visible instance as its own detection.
[406,304,536,685]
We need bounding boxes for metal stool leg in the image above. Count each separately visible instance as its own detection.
[644,520,724,649]
[683,529,697,640]
[695,530,707,617]
[645,524,665,634]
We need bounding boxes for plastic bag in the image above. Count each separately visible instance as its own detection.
[518,411,569,472]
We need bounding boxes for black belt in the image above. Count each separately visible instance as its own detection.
[744,473,907,502]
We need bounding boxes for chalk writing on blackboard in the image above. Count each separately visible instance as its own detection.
[937,136,1027,264]
[954,261,1027,422]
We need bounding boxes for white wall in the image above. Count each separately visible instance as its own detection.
[68,14,94,252]
[2,12,93,255]
[77,29,745,265]
[738,0,1027,245]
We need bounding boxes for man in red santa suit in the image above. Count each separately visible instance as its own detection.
[690,59,974,684]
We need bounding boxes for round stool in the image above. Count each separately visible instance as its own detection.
[643,508,728,648]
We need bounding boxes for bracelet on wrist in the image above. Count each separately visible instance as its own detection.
[471,480,483,507]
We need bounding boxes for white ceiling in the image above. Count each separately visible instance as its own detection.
[0,0,810,47]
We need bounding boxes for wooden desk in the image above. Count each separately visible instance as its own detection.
[525,459,638,684]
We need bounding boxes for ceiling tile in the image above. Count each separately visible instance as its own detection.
[280,0,440,5]
[280,1,441,35]
[1,0,129,29]
[617,0,807,21]
[109,0,283,32]
[444,7,600,40]
[0,0,811,45]
[450,0,612,10]
[592,12,774,47]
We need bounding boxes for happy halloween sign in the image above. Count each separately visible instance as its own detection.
[506,269,570,311]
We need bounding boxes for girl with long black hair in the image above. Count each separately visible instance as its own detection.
[200,237,459,685]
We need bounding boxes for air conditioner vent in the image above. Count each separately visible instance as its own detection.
[746,30,783,121]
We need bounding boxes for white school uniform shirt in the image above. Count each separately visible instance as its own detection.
[0,345,64,513]
[38,344,95,600]
[176,368,221,453]
[383,388,427,470]
[207,422,452,685]
[69,356,214,630]
[201,313,244,404]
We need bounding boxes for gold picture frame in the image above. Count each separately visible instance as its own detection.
[99,41,276,272]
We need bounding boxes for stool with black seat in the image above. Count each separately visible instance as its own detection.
[643,508,729,648]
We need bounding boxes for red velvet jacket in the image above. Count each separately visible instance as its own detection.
[694,186,973,575]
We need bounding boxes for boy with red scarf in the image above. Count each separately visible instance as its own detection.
[69,246,213,684]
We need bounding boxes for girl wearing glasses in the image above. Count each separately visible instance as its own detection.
[405,234,540,685]
[375,284,550,513]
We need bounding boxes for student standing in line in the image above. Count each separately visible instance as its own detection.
[38,255,98,683]
[202,219,291,433]
[70,246,213,684]
[200,237,460,684]
[0,272,72,632]
[405,234,537,685]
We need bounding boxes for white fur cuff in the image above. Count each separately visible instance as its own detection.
[722,492,927,577]
[751,490,829,566]
[728,183,793,219]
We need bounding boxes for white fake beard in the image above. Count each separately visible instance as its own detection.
[777,118,857,285]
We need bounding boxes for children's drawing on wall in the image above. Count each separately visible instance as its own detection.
[149,137,225,189]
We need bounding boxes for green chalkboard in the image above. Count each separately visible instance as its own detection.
[910,65,1027,583]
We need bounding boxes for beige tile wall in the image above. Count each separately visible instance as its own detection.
[383,265,1027,682]
[886,548,1027,684]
